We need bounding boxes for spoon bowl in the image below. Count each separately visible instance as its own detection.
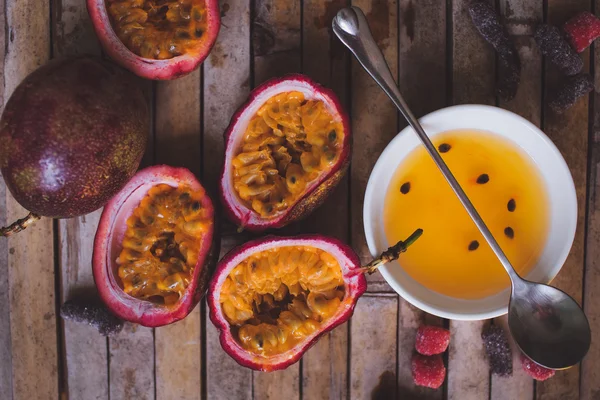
[509,280,591,369]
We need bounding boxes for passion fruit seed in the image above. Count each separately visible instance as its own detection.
[400,182,411,194]
[508,198,516,212]
[231,91,344,218]
[107,0,208,60]
[504,227,514,239]
[117,183,211,306]
[438,143,451,153]
[469,240,480,251]
[477,174,490,184]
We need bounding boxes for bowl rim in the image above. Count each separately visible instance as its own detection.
[363,104,578,321]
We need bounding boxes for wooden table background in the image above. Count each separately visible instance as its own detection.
[0,0,599,399]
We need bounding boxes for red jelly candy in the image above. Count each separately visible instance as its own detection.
[415,325,451,355]
[564,12,600,53]
[520,354,555,381]
[412,354,446,389]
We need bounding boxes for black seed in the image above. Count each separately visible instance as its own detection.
[438,143,451,153]
[400,182,411,194]
[504,227,514,239]
[507,199,516,212]
[191,201,201,211]
[276,124,284,131]
[179,192,190,201]
[328,130,337,142]
[290,176,297,184]
[265,205,273,213]
[176,30,191,39]
[477,174,490,184]
[468,240,480,251]
[195,28,204,38]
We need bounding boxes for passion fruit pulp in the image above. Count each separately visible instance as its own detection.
[220,74,351,232]
[208,235,365,371]
[0,56,147,236]
[88,0,220,79]
[93,165,217,327]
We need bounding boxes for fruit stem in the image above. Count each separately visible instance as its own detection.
[0,212,42,237]
[362,228,423,274]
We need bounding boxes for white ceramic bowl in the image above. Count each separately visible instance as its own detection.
[363,104,577,320]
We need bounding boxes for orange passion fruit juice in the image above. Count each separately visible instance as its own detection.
[384,130,549,299]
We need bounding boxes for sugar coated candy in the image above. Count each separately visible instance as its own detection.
[564,12,600,53]
[481,325,512,376]
[549,73,594,113]
[412,354,446,389]
[60,297,124,336]
[534,24,583,76]
[415,325,451,355]
[468,0,521,101]
[520,354,555,381]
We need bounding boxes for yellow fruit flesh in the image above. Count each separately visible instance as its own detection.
[107,0,208,60]
[220,246,345,357]
[117,184,212,305]
[232,92,344,218]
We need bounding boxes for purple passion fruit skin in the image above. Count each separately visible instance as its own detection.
[219,74,351,232]
[93,165,218,327]
[208,235,366,372]
[0,56,148,219]
[87,0,221,80]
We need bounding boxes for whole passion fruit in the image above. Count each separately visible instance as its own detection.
[219,74,351,232]
[88,0,221,80]
[208,230,422,371]
[93,165,217,327]
[0,56,147,237]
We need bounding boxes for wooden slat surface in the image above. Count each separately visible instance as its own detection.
[154,70,203,400]
[300,1,350,399]
[203,1,253,399]
[0,0,598,399]
[3,1,56,399]
[537,1,590,400]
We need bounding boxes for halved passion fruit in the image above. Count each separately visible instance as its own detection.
[87,0,220,80]
[208,230,422,371]
[93,165,217,327]
[219,74,351,231]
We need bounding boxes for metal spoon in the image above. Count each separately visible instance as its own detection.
[333,6,590,370]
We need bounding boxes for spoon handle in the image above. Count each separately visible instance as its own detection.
[332,6,521,282]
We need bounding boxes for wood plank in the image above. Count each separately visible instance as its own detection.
[3,1,56,398]
[59,215,109,400]
[0,0,10,396]
[582,15,600,397]
[397,302,443,398]
[203,0,253,398]
[397,0,446,397]
[299,1,350,399]
[350,0,398,293]
[537,1,589,399]
[448,321,489,400]
[251,0,302,397]
[491,1,541,399]
[51,1,109,399]
[109,324,154,400]
[447,1,494,399]
[350,295,398,399]
[154,71,202,400]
